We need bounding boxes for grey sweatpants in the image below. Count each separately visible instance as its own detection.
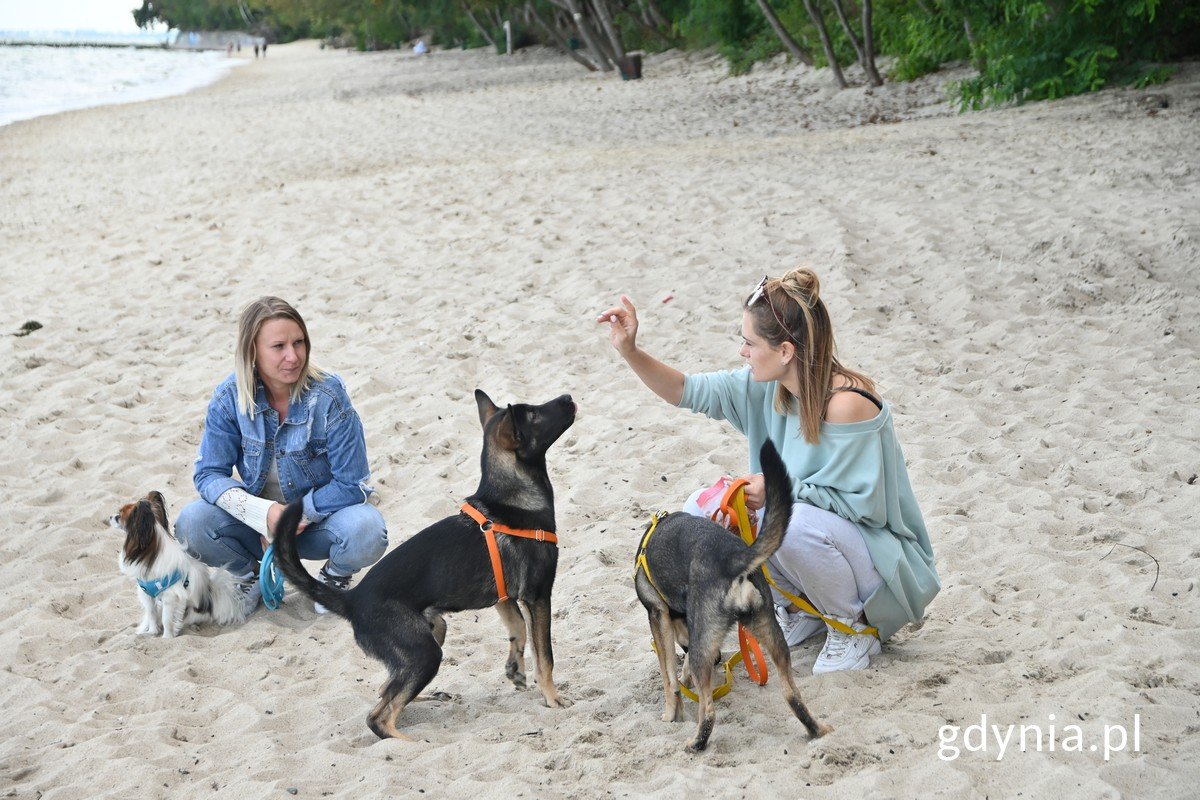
[766,502,884,621]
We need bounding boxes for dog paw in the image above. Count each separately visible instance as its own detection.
[544,695,572,709]
[684,738,708,753]
[505,658,528,686]
[814,723,834,738]
[427,691,452,702]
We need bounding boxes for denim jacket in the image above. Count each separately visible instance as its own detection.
[193,372,373,523]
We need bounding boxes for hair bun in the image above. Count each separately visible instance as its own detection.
[780,267,820,307]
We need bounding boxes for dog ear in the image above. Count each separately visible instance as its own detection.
[124,500,161,565]
[493,406,521,451]
[147,491,169,531]
[475,389,500,428]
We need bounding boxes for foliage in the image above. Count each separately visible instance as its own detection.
[677,0,763,51]
[1130,64,1175,88]
[135,0,1200,105]
[879,0,1200,108]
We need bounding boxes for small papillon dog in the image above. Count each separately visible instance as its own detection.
[110,491,246,637]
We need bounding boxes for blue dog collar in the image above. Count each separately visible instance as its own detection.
[138,571,187,598]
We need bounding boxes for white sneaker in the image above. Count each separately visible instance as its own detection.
[313,564,351,615]
[775,605,824,646]
[812,617,881,674]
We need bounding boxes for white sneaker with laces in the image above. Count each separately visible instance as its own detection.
[775,605,824,646]
[812,616,881,674]
[313,564,351,615]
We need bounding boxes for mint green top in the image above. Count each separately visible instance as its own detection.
[680,366,939,640]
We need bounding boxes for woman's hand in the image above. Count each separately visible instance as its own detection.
[739,473,766,511]
[596,295,639,358]
[266,502,308,541]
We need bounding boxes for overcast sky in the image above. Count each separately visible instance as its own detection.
[0,0,148,32]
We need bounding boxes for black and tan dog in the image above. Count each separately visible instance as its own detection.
[634,439,831,752]
[272,389,576,740]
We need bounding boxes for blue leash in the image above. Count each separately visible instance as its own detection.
[260,544,285,610]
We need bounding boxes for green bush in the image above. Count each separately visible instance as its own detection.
[820,0,1196,106]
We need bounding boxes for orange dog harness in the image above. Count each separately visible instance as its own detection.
[460,502,557,603]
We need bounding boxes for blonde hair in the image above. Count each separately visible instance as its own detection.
[234,297,325,418]
[745,268,875,444]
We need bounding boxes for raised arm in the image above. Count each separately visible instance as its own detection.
[597,294,685,406]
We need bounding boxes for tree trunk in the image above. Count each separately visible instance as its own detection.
[643,0,670,30]
[800,0,847,88]
[753,0,813,65]
[635,0,652,27]
[462,1,497,48]
[526,1,601,70]
[587,0,626,63]
[551,0,616,70]
[623,0,674,46]
[828,0,867,72]
[963,15,985,70]
[835,0,892,85]
[860,0,883,86]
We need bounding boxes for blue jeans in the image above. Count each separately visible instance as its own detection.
[175,499,388,579]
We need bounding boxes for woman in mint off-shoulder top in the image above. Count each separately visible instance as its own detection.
[598,269,938,674]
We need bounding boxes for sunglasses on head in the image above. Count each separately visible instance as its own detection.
[747,274,803,348]
[747,275,770,308]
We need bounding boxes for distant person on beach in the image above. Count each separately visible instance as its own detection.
[414,39,428,55]
[262,42,268,57]
[175,297,387,617]
[597,269,939,673]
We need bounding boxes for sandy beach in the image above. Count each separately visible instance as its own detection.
[2,40,1198,798]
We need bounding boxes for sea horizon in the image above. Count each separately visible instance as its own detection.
[0,27,175,46]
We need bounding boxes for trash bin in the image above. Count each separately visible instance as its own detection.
[618,53,643,80]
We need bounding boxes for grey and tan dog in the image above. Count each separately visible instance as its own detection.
[634,439,831,752]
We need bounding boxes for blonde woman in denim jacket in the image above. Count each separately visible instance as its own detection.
[175,297,387,615]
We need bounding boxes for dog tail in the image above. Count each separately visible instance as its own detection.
[272,500,352,619]
[207,568,249,625]
[740,438,793,575]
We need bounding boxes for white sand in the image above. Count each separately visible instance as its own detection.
[2,41,1198,798]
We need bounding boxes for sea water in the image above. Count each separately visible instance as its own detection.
[0,42,239,127]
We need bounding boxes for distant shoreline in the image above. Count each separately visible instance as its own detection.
[0,43,242,128]
[0,39,171,50]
